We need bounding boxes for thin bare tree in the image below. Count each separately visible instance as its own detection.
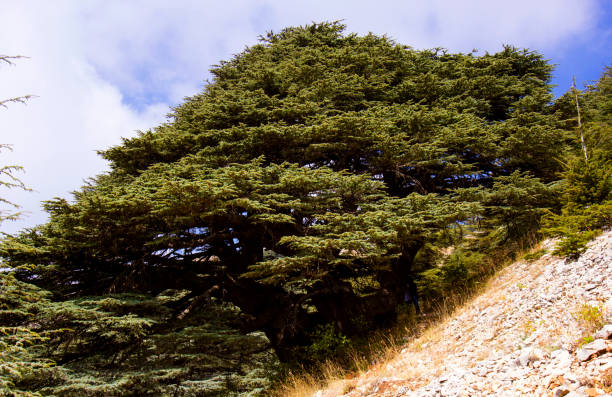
[572,76,588,164]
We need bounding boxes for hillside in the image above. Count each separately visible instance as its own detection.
[313,231,612,396]
[2,23,610,396]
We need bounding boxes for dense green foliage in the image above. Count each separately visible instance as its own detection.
[0,275,277,396]
[543,67,612,258]
[2,22,596,395]
[0,272,51,397]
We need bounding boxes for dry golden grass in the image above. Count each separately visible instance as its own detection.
[271,333,410,397]
[275,239,548,397]
[273,361,347,397]
[600,367,612,391]
[282,292,499,396]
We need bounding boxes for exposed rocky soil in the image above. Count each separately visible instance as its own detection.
[314,231,612,397]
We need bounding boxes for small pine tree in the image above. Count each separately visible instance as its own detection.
[543,66,612,258]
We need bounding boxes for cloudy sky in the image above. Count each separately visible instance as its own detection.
[1,0,611,234]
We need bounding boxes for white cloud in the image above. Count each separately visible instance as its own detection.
[0,0,603,234]
[0,3,170,233]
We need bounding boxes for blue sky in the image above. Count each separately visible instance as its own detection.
[1,0,611,234]
[550,1,611,97]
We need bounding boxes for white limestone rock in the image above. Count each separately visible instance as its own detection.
[576,339,609,362]
[594,324,612,340]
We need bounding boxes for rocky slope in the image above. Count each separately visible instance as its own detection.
[314,231,612,397]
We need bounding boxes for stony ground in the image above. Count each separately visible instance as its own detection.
[314,231,612,397]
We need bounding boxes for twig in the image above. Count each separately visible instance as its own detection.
[0,95,37,108]
[0,55,28,65]
[0,56,37,108]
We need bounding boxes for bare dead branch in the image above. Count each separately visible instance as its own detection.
[176,285,221,320]
[0,55,29,65]
[572,76,588,164]
[0,95,37,108]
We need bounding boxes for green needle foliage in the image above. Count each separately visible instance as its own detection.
[1,273,278,396]
[0,272,52,397]
[1,22,573,395]
[543,66,612,258]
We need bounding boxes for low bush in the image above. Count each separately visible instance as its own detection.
[419,249,488,300]
[305,324,351,363]
[542,200,612,259]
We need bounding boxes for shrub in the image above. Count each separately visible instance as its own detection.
[542,200,612,259]
[522,248,547,262]
[418,250,488,300]
[574,303,604,334]
[305,324,351,363]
